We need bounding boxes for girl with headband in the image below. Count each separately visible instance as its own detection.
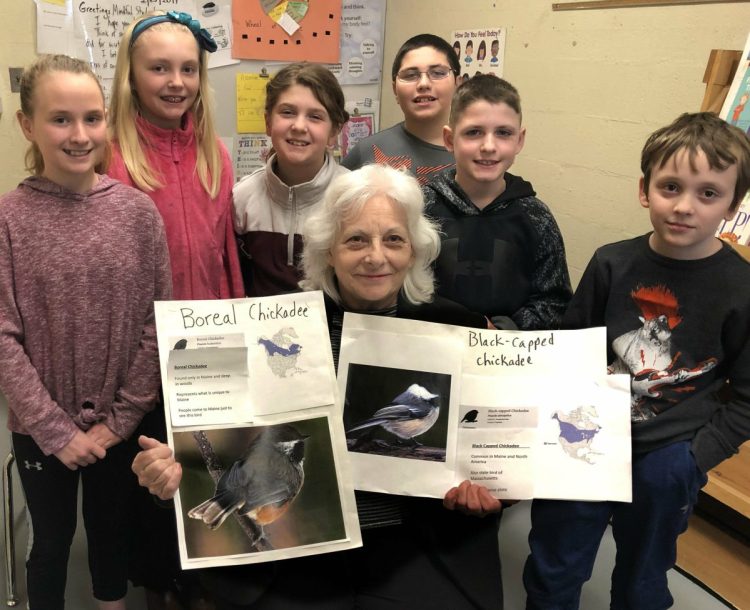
[108,11,243,608]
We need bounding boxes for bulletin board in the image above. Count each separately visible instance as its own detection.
[33,0,385,177]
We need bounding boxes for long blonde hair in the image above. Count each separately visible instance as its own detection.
[19,54,110,176]
[109,12,222,197]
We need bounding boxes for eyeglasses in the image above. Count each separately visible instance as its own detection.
[396,65,454,83]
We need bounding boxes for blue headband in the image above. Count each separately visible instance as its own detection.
[130,11,218,53]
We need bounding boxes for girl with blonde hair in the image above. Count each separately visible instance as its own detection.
[3,53,171,610]
[109,10,243,301]
[108,12,243,608]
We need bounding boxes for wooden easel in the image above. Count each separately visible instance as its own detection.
[700,48,742,112]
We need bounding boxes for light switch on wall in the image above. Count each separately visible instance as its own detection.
[9,68,23,93]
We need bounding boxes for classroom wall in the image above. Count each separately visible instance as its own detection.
[1,3,35,194]
[379,0,750,284]
[2,1,750,284]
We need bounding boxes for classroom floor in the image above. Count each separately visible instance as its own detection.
[0,464,731,610]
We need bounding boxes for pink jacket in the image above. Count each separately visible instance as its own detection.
[109,114,244,300]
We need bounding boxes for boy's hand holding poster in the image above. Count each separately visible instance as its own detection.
[155,292,361,569]
[339,314,632,503]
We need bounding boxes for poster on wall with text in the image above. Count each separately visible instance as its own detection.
[450,27,506,85]
[232,0,341,63]
[35,0,237,90]
[325,0,386,85]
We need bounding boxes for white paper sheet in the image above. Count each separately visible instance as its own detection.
[155,292,361,568]
[338,328,464,497]
[457,374,632,501]
[340,314,632,502]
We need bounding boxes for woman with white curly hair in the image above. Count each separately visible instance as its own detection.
[302,163,445,312]
[132,164,506,610]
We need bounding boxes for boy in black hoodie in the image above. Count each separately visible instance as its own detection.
[423,74,572,330]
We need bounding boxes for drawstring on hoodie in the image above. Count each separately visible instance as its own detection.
[287,188,296,266]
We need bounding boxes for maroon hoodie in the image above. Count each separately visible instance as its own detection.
[0,175,172,455]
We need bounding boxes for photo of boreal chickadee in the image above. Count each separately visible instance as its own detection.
[175,418,347,558]
[188,424,308,531]
[343,364,452,462]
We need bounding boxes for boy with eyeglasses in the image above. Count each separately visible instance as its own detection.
[342,33,459,184]
[424,74,572,331]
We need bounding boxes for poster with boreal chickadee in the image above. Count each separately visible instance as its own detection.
[154,292,361,568]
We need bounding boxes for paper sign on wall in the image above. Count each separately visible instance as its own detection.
[236,73,268,134]
[232,0,341,63]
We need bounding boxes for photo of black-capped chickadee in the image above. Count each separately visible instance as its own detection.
[343,364,451,462]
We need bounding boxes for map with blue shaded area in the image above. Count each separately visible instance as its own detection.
[257,327,305,378]
[258,338,302,357]
[552,406,601,464]
[553,414,599,443]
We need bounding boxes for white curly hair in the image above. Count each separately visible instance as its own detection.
[300,163,441,306]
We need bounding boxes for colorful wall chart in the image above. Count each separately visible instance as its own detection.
[232,0,341,63]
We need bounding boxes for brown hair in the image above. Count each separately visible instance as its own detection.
[19,54,110,175]
[449,73,521,127]
[641,112,750,211]
[391,34,461,82]
[264,62,349,132]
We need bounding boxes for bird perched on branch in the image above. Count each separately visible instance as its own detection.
[188,424,308,531]
[346,383,440,446]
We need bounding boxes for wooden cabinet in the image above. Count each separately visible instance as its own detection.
[704,442,750,519]
[677,442,750,608]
